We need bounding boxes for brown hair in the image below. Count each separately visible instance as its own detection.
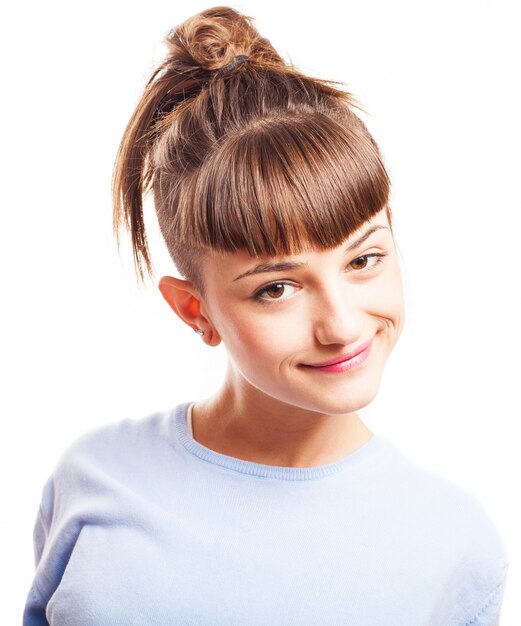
[112,5,391,297]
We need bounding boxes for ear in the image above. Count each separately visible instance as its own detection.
[157,276,221,347]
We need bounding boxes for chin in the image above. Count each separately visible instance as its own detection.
[324,394,377,416]
[312,377,382,415]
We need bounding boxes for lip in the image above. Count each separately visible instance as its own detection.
[303,340,372,369]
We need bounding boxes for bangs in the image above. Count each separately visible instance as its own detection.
[172,111,390,257]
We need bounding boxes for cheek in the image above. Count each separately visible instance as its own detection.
[217,304,301,361]
[363,266,404,326]
[380,268,405,334]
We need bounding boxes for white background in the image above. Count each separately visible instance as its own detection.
[2,0,520,623]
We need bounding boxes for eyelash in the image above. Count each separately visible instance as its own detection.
[252,253,387,304]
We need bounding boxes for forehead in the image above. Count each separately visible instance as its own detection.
[205,208,391,277]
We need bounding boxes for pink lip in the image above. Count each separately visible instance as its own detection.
[302,340,372,373]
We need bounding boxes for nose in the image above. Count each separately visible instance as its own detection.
[312,282,363,347]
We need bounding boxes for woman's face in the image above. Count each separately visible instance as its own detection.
[199,208,404,416]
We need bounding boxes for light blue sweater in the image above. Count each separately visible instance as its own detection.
[24,402,508,625]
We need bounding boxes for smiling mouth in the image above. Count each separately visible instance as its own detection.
[301,340,372,369]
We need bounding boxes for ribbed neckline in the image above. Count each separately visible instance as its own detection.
[173,401,387,481]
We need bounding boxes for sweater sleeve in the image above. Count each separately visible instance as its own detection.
[22,421,140,626]
[23,447,90,625]
[23,479,55,626]
[463,568,508,626]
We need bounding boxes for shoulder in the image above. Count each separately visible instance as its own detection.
[35,402,190,553]
[378,437,509,621]
[54,402,187,475]
[27,403,190,612]
[379,438,503,527]
[386,438,506,551]
[42,402,190,517]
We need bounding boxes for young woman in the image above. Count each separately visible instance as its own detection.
[24,6,508,625]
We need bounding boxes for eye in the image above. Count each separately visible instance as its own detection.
[253,282,297,304]
[348,253,386,272]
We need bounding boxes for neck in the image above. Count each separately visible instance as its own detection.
[191,366,373,468]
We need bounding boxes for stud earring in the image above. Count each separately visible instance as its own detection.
[193,328,205,336]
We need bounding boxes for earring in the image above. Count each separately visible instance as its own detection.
[193,328,205,336]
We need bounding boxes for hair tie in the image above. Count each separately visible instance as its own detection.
[215,54,249,78]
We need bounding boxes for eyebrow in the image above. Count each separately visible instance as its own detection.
[233,225,389,281]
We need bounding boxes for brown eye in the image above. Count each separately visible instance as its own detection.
[254,282,297,303]
[350,256,368,270]
[264,283,286,299]
[348,253,386,273]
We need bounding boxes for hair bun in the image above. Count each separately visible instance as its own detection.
[165,5,284,74]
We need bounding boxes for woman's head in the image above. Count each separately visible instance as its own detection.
[112,5,391,300]
[112,5,403,415]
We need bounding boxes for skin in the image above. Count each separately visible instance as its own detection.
[158,208,404,468]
